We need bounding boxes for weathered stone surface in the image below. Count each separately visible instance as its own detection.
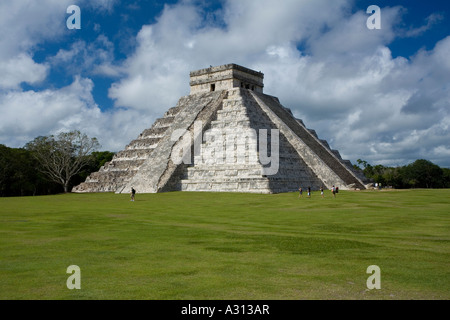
[73,63,368,194]
[190,64,264,94]
[250,92,367,190]
[181,88,325,193]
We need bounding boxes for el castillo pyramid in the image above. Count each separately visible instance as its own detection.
[73,63,369,194]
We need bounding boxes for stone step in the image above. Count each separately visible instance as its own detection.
[139,126,168,138]
[164,105,183,117]
[102,159,145,171]
[126,137,160,148]
[152,116,175,128]
[114,149,154,159]
[216,109,248,118]
[181,177,322,193]
[181,179,272,193]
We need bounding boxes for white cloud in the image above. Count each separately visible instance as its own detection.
[0,0,70,53]
[49,34,122,77]
[0,0,121,88]
[0,53,49,89]
[0,0,72,89]
[0,0,132,150]
[0,75,153,152]
[0,77,97,144]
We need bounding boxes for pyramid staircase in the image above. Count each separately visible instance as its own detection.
[181,88,324,193]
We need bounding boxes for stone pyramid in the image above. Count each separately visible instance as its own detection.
[73,64,369,194]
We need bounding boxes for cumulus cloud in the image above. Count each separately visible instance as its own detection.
[0,77,97,144]
[0,76,154,152]
[0,0,134,150]
[49,34,122,77]
[319,35,450,167]
[0,0,71,89]
[0,54,49,89]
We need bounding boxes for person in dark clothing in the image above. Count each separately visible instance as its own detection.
[131,187,136,201]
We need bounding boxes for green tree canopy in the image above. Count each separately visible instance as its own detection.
[403,159,444,188]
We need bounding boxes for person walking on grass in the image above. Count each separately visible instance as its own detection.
[298,187,303,198]
[332,185,336,198]
[320,186,324,198]
[131,187,136,201]
[307,186,311,198]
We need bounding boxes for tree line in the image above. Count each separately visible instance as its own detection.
[354,159,450,189]
[0,131,114,197]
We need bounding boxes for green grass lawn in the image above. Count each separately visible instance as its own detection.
[0,189,449,300]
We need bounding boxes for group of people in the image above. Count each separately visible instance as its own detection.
[298,185,338,198]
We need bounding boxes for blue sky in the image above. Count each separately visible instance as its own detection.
[1,0,449,168]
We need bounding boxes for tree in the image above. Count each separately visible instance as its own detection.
[443,168,450,188]
[353,159,447,189]
[403,159,443,188]
[0,145,61,196]
[382,166,403,189]
[26,131,100,193]
[0,145,12,196]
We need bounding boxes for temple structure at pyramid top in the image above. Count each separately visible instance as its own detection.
[73,63,370,194]
[189,64,264,94]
